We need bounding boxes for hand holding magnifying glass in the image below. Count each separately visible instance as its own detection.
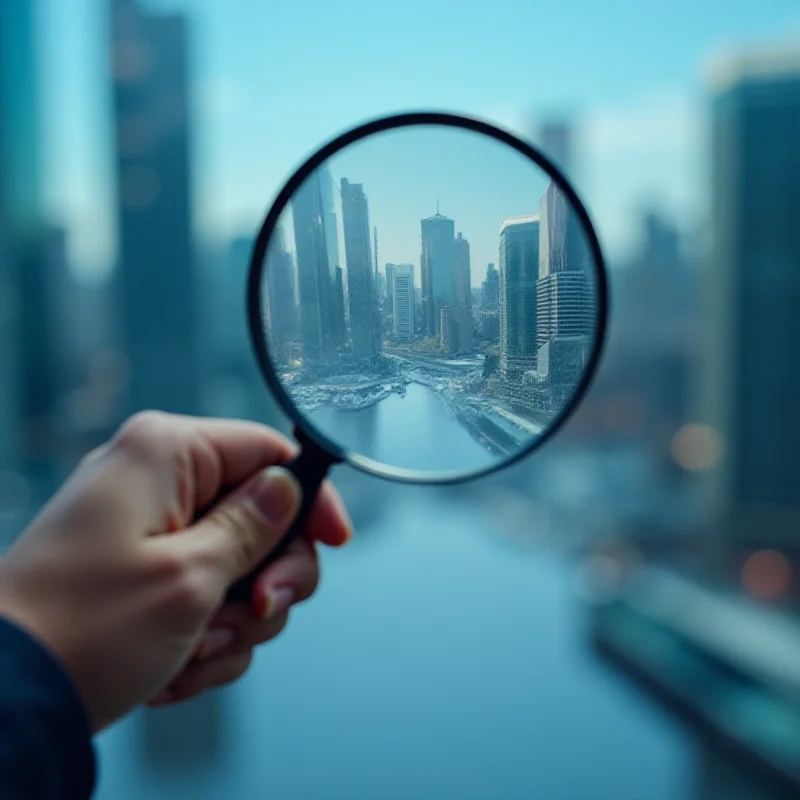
[0,112,607,746]
[227,112,608,605]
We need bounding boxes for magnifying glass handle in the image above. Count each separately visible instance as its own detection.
[224,433,340,606]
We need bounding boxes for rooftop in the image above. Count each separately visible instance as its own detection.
[500,213,540,234]
[422,211,452,222]
[706,41,800,92]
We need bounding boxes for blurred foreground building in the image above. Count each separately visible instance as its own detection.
[589,43,800,800]
[0,0,66,479]
[110,0,199,416]
[699,45,800,544]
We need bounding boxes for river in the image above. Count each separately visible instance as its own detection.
[92,391,698,799]
[308,382,498,473]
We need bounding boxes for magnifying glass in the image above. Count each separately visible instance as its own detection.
[226,112,608,604]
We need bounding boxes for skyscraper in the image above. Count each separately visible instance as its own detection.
[110,0,199,415]
[440,306,458,354]
[384,263,397,318]
[537,182,592,347]
[454,232,473,353]
[700,46,800,528]
[482,263,499,310]
[319,166,346,348]
[499,216,539,387]
[265,223,298,358]
[392,264,415,339]
[341,178,380,360]
[420,211,455,337]
[291,169,336,366]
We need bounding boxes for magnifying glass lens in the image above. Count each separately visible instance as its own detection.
[259,123,602,481]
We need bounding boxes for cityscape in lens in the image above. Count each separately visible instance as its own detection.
[264,157,597,461]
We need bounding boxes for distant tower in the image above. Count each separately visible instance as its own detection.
[373,226,379,288]
[454,233,473,353]
[420,211,456,337]
[341,179,380,360]
[392,264,415,339]
[499,215,540,387]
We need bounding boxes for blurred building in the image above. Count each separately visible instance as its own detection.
[420,211,455,337]
[197,236,270,421]
[539,119,573,177]
[499,215,539,387]
[109,0,199,416]
[0,0,68,477]
[391,264,414,339]
[584,208,695,449]
[700,45,800,540]
[340,178,380,361]
[454,232,473,353]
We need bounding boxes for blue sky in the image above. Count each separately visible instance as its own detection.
[38,0,800,279]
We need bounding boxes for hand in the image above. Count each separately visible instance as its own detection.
[0,412,351,731]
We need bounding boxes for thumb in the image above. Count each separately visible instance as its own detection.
[192,466,302,589]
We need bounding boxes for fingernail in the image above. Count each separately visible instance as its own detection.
[251,467,301,523]
[263,585,295,620]
[341,521,354,545]
[198,627,236,659]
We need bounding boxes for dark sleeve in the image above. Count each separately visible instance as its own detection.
[0,617,96,799]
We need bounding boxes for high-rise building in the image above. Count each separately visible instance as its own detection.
[384,263,397,318]
[480,311,500,342]
[536,336,589,406]
[391,264,415,340]
[537,181,592,347]
[440,306,458,354]
[340,178,380,360]
[110,0,199,415]
[700,46,800,530]
[319,166,346,347]
[499,215,539,387]
[454,232,473,353]
[291,170,337,366]
[420,211,455,337]
[265,223,297,358]
[482,263,500,310]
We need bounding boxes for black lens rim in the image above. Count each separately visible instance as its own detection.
[248,111,609,485]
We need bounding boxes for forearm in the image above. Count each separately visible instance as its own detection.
[0,618,96,799]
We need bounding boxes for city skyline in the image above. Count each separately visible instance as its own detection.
[278,126,551,293]
[263,151,598,465]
